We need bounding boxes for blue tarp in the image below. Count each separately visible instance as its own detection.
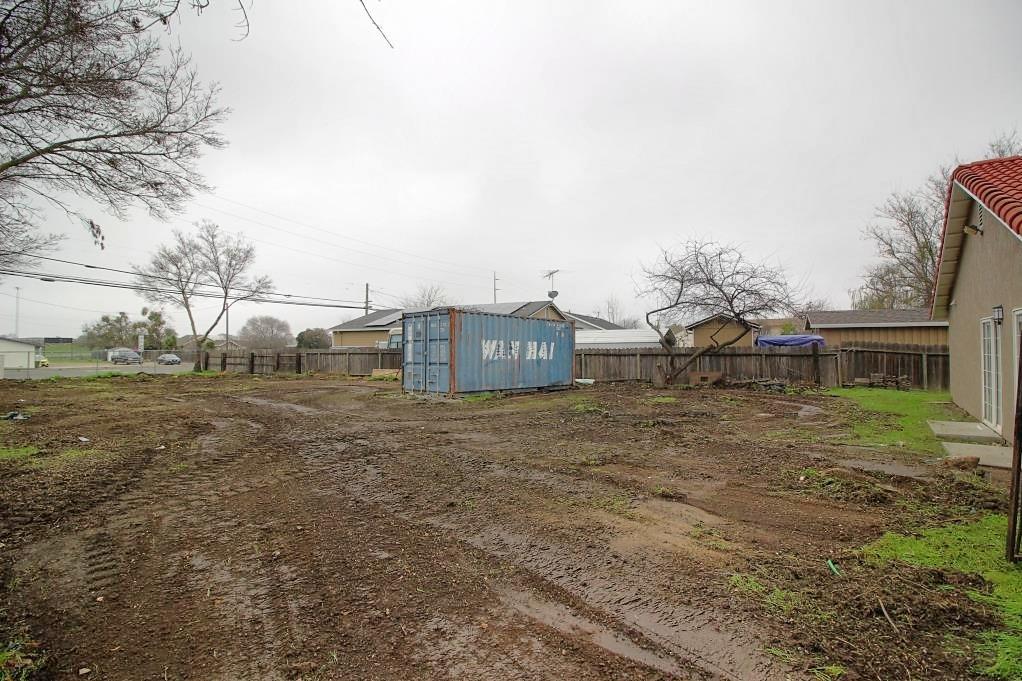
[755,334,825,348]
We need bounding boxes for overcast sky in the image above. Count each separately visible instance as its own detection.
[10,0,1022,339]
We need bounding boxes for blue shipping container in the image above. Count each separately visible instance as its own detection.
[402,308,574,394]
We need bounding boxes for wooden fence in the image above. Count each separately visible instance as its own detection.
[837,341,949,390]
[202,342,950,391]
[210,349,402,376]
[576,346,840,387]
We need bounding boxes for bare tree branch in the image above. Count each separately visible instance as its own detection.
[133,220,272,369]
[853,130,1022,309]
[641,239,799,384]
[0,0,230,272]
[358,0,393,48]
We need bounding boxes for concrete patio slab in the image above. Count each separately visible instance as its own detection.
[928,419,1003,444]
[941,442,1013,469]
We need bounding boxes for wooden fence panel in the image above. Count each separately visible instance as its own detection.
[204,343,943,390]
[574,347,841,387]
[837,342,949,390]
[211,349,403,376]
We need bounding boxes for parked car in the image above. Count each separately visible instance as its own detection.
[157,353,181,365]
[110,349,142,365]
[35,355,49,368]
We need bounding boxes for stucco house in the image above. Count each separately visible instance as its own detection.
[685,314,759,348]
[931,156,1022,441]
[330,301,597,349]
[804,309,948,347]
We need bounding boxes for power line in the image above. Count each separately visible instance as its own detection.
[0,269,368,310]
[208,194,496,275]
[19,252,368,306]
[194,202,493,285]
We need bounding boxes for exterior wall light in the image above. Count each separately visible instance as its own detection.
[993,304,1004,324]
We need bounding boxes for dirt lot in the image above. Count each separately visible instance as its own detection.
[0,375,1009,680]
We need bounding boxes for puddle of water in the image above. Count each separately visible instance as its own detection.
[837,458,931,480]
[498,586,685,677]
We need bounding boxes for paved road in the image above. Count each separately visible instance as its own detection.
[3,364,195,380]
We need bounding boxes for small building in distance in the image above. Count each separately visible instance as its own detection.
[0,337,39,368]
[685,314,759,348]
[804,309,948,347]
[575,329,663,349]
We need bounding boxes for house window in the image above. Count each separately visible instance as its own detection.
[981,318,1002,430]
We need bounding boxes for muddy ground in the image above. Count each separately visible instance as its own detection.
[0,375,1007,680]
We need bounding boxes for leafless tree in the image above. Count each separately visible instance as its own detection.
[133,220,271,368]
[641,240,799,384]
[237,315,293,349]
[399,283,449,308]
[0,0,229,272]
[853,131,1022,309]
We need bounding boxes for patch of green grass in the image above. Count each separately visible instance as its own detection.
[591,494,635,518]
[764,646,799,664]
[648,395,678,404]
[729,573,766,595]
[0,636,45,680]
[0,446,39,461]
[570,397,606,414]
[826,387,959,454]
[26,448,108,469]
[462,391,498,403]
[729,572,830,622]
[809,665,846,680]
[367,373,400,382]
[865,514,1022,678]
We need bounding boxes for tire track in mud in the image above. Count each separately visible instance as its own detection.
[281,416,792,681]
[13,411,301,680]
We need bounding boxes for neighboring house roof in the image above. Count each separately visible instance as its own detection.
[563,311,623,330]
[685,314,761,330]
[933,156,1022,318]
[0,337,39,349]
[330,309,403,331]
[331,301,571,331]
[575,329,661,349]
[806,309,947,328]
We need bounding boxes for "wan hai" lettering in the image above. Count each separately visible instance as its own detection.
[481,340,554,361]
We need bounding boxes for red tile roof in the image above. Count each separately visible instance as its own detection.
[949,155,1022,235]
[931,156,1022,317]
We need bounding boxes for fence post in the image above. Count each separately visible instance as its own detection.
[377,351,382,369]
[202,351,209,371]
[296,352,303,375]
[248,352,255,374]
[220,353,227,372]
[274,352,280,373]
[811,343,821,386]
[921,351,929,390]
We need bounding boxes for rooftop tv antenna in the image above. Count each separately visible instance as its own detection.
[542,269,560,300]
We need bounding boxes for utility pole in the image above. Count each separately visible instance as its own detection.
[492,272,500,304]
[364,283,370,315]
[14,286,20,338]
[225,303,230,349]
